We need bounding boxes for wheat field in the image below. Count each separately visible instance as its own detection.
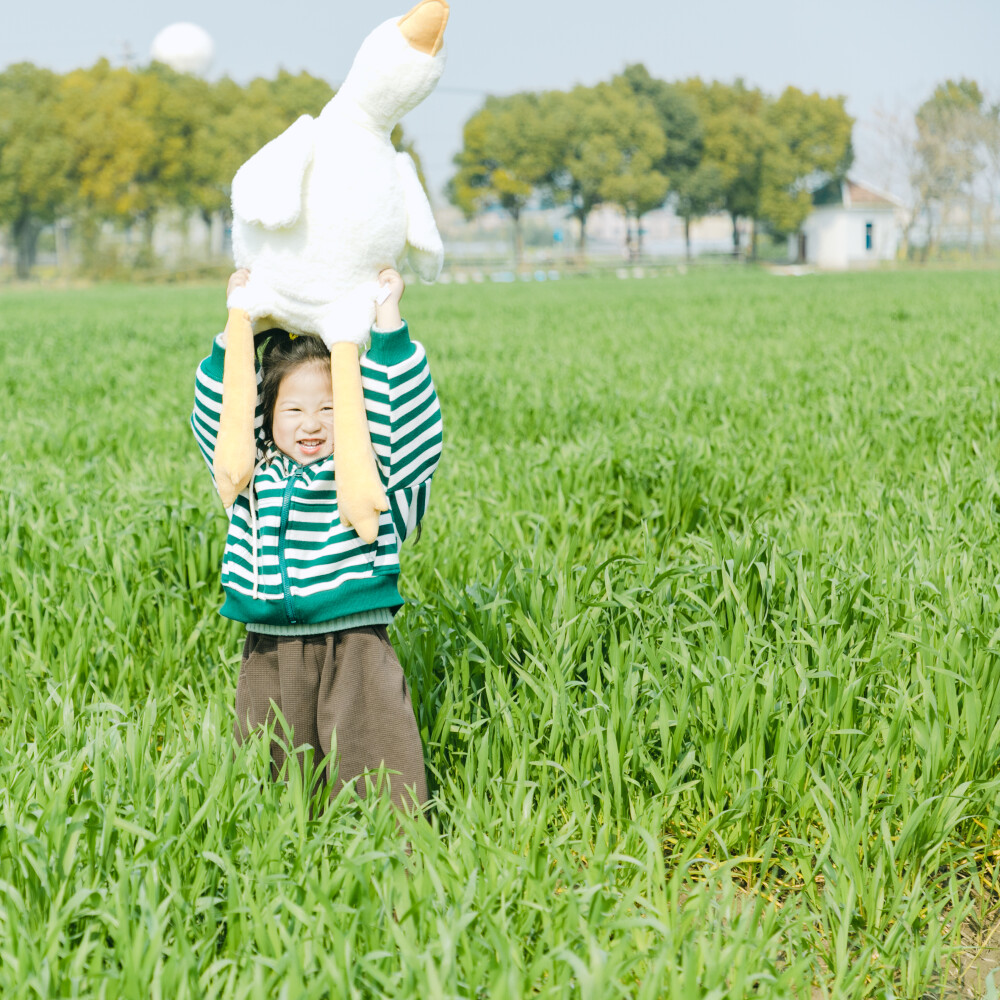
[2,268,1000,997]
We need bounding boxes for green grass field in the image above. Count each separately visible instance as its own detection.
[2,268,1000,998]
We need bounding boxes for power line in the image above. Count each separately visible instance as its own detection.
[435,85,489,96]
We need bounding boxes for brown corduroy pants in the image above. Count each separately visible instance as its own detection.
[233,626,428,812]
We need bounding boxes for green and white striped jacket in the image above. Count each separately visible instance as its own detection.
[191,323,442,628]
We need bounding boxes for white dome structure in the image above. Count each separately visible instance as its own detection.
[150,23,214,75]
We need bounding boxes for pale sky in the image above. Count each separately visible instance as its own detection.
[3,0,998,199]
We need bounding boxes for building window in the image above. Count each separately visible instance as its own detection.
[865,222,873,251]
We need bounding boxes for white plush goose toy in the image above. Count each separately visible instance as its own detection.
[214,0,449,545]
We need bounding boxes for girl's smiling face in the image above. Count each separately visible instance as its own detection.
[271,361,335,464]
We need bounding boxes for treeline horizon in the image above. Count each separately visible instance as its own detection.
[448,68,1000,263]
[450,65,854,262]
[1,59,997,278]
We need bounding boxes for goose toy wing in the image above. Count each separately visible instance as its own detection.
[395,151,443,282]
[231,115,316,230]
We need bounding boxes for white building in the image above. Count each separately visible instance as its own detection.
[791,179,901,269]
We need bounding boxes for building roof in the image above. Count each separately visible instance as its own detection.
[812,177,901,210]
[844,181,899,208]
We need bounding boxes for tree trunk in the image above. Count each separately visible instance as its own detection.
[14,215,40,279]
[983,193,994,256]
[577,213,588,257]
[899,220,911,261]
[77,214,102,275]
[750,219,758,261]
[136,212,157,268]
[967,191,975,254]
[207,210,226,259]
[511,208,523,266]
[55,219,69,272]
[625,213,638,261]
[636,215,645,258]
[179,209,191,265]
[684,216,692,261]
[731,214,740,256]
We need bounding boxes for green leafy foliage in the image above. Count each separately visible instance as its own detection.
[0,63,422,275]
[679,78,771,247]
[0,63,75,276]
[619,65,724,256]
[583,80,668,228]
[450,70,855,258]
[1,271,999,995]
[447,92,559,262]
[542,87,608,250]
[544,80,668,254]
[679,79,854,250]
[760,87,854,236]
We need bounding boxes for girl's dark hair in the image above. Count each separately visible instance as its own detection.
[255,330,331,443]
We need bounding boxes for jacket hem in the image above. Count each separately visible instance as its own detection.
[220,574,404,625]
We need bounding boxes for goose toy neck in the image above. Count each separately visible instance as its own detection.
[332,13,447,135]
[319,97,388,141]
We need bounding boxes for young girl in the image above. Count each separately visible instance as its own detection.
[191,268,442,812]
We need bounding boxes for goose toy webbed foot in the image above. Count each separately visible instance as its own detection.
[213,306,257,508]
[330,340,389,543]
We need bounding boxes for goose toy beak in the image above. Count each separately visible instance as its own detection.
[398,0,449,56]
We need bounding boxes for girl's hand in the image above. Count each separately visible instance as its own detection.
[228,268,250,300]
[378,268,404,303]
[375,269,404,330]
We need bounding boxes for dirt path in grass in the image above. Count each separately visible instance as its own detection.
[947,917,1000,997]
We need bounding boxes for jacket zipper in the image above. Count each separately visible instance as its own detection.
[278,466,301,623]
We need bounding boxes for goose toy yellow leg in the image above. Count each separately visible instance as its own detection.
[213,307,257,507]
[331,342,388,544]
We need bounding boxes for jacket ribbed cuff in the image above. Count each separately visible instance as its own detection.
[202,334,228,379]
[367,321,415,366]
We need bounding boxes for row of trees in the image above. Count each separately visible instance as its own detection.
[4,56,996,276]
[448,66,855,260]
[0,61,420,277]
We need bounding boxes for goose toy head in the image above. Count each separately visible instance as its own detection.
[333,0,450,133]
